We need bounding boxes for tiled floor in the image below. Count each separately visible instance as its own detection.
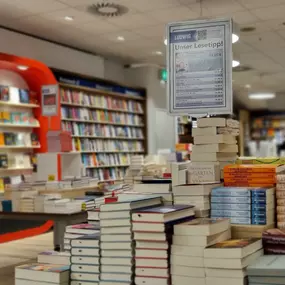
[0,233,53,285]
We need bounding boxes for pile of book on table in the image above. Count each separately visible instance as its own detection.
[247,255,285,285]
[132,205,195,285]
[171,218,231,285]
[204,238,263,285]
[211,186,275,226]
[70,234,100,285]
[99,196,162,285]
[191,117,239,180]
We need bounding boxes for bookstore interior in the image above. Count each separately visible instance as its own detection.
[2,1,285,285]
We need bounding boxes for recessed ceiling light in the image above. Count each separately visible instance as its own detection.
[117,36,125,41]
[64,16,74,21]
[245,84,251,88]
[232,60,240,68]
[17,65,29,71]
[232,34,239,44]
[249,92,276,100]
[164,39,167,45]
[154,51,163,55]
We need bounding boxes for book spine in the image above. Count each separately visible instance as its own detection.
[251,203,272,211]
[210,196,250,203]
[251,197,271,204]
[211,189,250,197]
[211,203,251,210]
[264,246,285,254]
[251,210,273,218]
[211,209,251,218]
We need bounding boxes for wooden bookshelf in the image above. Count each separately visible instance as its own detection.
[0,102,40,108]
[56,70,147,182]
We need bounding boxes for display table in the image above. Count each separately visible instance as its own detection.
[0,211,87,250]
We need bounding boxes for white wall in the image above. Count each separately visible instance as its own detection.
[0,70,28,88]
[0,28,104,78]
[104,59,126,84]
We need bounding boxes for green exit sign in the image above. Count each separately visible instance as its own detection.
[160,69,167,82]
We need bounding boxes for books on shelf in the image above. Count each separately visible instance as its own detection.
[82,153,131,168]
[86,167,126,181]
[60,87,143,113]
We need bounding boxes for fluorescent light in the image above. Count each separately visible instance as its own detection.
[232,60,240,68]
[64,16,74,21]
[117,36,125,41]
[232,33,239,43]
[17,65,29,71]
[249,93,276,100]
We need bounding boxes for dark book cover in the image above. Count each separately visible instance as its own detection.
[4,133,15,146]
[264,245,285,255]
[263,228,285,245]
[0,86,9,101]
[30,133,39,146]
[19,89,30,104]
[0,154,8,168]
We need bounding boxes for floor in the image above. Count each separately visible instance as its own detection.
[0,233,53,285]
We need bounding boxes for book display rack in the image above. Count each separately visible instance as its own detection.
[55,70,147,183]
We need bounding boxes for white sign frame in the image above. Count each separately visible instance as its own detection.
[166,18,233,116]
[41,84,58,117]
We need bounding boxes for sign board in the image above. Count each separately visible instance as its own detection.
[42,84,58,116]
[167,18,233,116]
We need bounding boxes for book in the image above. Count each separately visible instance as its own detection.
[205,277,246,285]
[37,251,70,265]
[19,89,30,103]
[135,241,168,250]
[262,228,285,245]
[171,275,205,285]
[71,247,99,256]
[65,224,100,235]
[100,219,131,227]
[135,276,168,285]
[174,218,230,236]
[100,197,161,212]
[70,233,100,248]
[15,264,70,283]
[71,256,99,265]
[205,268,246,278]
[191,152,237,162]
[248,276,285,284]
[71,264,99,273]
[101,250,132,257]
[133,183,171,194]
[247,255,285,276]
[173,183,221,196]
[132,205,195,223]
[135,249,168,259]
[173,229,231,247]
[171,265,205,278]
[192,144,238,153]
[100,265,132,274]
[101,226,131,235]
[204,238,262,259]
[101,242,132,250]
[70,272,99,282]
[170,255,204,267]
[171,244,204,257]
[136,267,169,278]
[194,134,236,145]
[135,258,168,268]
[224,164,277,173]
[204,249,263,269]
[101,234,131,242]
[133,232,169,241]
[197,117,226,127]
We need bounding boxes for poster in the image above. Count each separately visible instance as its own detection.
[41,85,58,116]
[167,18,233,116]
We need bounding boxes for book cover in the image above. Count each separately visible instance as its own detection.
[17,263,69,272]
[206,238,260,249]
[263,228,285,245]
[0,86,9,101]
[134,204,194,214]
[19,89,30,103]
[0,154,8,168]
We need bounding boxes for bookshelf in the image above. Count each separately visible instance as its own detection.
[56,71,147,183]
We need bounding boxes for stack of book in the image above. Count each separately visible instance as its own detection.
[191,117,239,179]
[19,197,35,212]
[276,174,285,229]
[224,164,276,187]
[88,208,100,226]
[204,238,263,285]
[99,197,162,285]
[132,205,195,285]
[132,183,173,205]
[262,228,285,254]
[64,224,100,252]
[124,155,144,184]
[15,264,70,285]
[44,199,83,214]
[38,250,71,265]
[70,234,100,285]
[211,187,275,226]
[173,183,221,217]
[232,224,274,239]
[171,218,231,285]
[247,255,285,285]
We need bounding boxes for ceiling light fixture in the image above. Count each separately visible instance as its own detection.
[249,92,276,100]
[232,60,240,68]
[117,36,125,41]
[64,16,74,21]
[17,65,29,71]
[154,51,163,55]
[164,39,167,45]
[232,21,240,44]
[88,2,128,17]
[245,84,251,88]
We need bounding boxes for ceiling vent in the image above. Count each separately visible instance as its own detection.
[233,65,253,72]
[88,2,129,17]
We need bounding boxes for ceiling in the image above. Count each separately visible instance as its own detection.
[1,0,285,110]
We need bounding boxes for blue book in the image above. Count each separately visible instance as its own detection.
[211,196,251,204]
[211,203,251,211]
[251,188,274,198]
[211,209,251,218]
[251,204,269,211]
[211,187,251,197]
[252,197,271,204]
[251,211,272,218]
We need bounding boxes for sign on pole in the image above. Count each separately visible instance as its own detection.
[42,84,58,117]
[166,18,233,116]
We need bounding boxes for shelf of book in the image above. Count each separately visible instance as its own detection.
[0,102,40,108]
[0,123,40,128]
[58,75,147,182]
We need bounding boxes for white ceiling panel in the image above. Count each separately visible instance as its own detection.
[237,0,285,9]
[136,25,166,40]
[74,19,121,34]
[251,4,285,20]
[201,0,244,16]
[147,6,198,23]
